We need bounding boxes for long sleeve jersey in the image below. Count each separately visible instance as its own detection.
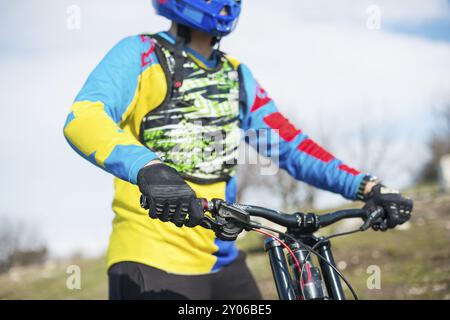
[63,33,366,275]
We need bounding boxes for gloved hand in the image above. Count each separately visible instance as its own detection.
[363,184,413,231]
[137,163,204,228]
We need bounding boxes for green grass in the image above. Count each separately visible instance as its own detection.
[0,258,107,300]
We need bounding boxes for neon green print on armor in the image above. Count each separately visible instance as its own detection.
[141,41,242,184]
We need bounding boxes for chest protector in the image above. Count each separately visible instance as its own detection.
[140,35,242,184]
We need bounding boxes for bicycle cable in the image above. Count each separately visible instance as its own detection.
[249,222,360,300]
[299,228,362,300]
[253,228,305,298]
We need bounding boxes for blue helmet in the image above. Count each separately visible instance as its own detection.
[152,0,242,37]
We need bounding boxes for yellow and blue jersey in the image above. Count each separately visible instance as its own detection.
[63,32,366,275]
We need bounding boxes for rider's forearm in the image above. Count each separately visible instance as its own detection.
[63,100,159,184]
[284,143,367,200]
[64,36,162,184]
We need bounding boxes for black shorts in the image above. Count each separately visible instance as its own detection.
[108,251,262,300]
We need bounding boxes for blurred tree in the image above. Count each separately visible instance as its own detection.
[0,216,47,273]
[352,122,393,174]
[236,146,316,212]
[0,217,20,272]
[418,103,450,183]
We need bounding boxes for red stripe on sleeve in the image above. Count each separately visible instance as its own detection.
[338,164,361,176]
[263,112,302,142]
[250,84,272,112]
[297,139,334,163]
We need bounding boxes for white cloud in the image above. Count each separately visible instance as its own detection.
[243,0,450,25]
[227,1,450,130]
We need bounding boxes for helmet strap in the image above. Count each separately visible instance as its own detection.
[211,37,221,48]
[176,24,191,44]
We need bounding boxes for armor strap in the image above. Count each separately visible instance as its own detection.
[173,25,190,89]
[139,34,242,185]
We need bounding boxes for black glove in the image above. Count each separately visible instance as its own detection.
[363,184,413,231]
[137,163,204,228]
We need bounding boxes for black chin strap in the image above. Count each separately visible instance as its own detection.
[211,36,221,47]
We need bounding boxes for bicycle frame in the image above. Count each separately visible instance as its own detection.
[265,233,345,300]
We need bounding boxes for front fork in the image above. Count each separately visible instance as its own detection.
[265,236,345,300]
[316,238,346,300]
[264,238,297,300]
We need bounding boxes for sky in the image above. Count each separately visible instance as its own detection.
[0,0,449,257]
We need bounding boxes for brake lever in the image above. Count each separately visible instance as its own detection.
[360,207,384,231]
[198,200,252,241]
[200,215,224,230]
[218,202,251,227]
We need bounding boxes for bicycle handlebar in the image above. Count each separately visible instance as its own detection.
[199,198,384,240]
[237,205,300,228]
[317,209,367,228]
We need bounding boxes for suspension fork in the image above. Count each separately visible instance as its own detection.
[264,237,297,300]
[316,238,346,300]
[264,234,345,300]
[290,234,345,300]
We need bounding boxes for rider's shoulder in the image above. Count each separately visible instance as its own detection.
[224,54,241,70]
[109,35,142,51]
[222,55,253,76]
[107,35,161,70]
[109,35,157,56]
[224,58,254,80]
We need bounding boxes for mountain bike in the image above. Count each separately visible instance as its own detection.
[198,198,385,300]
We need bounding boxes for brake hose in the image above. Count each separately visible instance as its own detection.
[249,223,360,300]
[299,228,361,300]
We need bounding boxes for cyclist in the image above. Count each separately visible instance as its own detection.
[63,0,413,300]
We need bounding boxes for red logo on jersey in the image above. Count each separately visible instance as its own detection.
[251,83,272,112]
